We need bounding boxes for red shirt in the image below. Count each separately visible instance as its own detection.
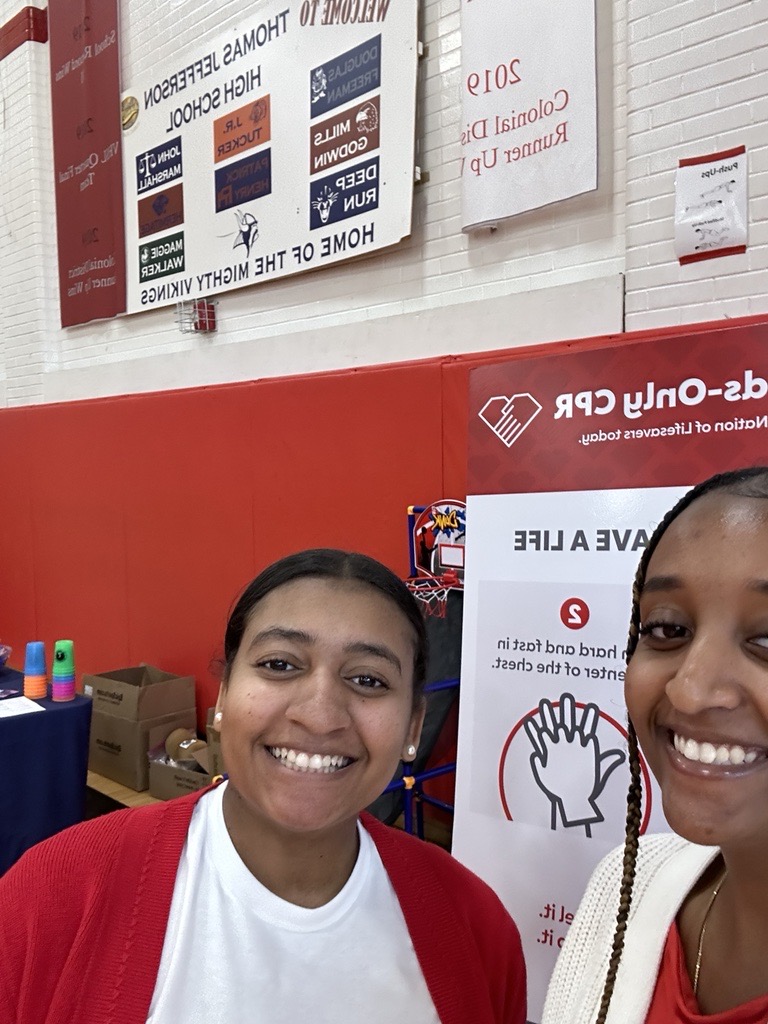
[646,923,768,1023]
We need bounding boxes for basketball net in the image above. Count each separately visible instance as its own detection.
[405,570,461,619]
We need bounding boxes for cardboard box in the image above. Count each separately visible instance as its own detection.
[83,664,194,720]
[84,664,197,790]
[89,707,197,790]
[206,706,226,778]
[147,722,212,800]
[149,759,211,800]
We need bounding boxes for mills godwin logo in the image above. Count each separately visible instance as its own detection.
[479,394,542,447]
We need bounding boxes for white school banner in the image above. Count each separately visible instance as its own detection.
[460,0,597,230]
[121,0,417,312]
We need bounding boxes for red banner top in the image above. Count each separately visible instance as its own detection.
[468,323,768,494]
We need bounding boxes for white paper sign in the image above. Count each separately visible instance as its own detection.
[0,696,46,718]
[674,146,748,264]
[453,487,683,1021]
[460,0,597,230]
[121,0,418,312]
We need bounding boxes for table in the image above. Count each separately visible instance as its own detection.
[0,666,93,875]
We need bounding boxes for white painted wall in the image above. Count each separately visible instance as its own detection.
[3,0,627,406]
[624,0,768,328]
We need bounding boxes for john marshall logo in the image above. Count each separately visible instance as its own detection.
[136,137,182,194]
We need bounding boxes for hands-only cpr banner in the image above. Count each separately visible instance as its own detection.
[460,0,597,230]
[454,322,768,1021]
[121,0,417,312]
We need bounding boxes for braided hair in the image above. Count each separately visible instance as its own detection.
[594,465,768,1024]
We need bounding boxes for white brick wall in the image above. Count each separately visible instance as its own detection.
[625,0,768,329]
[0,38,60,406]
[2,0,627,405]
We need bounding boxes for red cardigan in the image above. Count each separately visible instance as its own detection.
[0,788,525,1023]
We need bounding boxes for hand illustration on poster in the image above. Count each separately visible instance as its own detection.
[524,694,625,836]
[453,489,683,1023]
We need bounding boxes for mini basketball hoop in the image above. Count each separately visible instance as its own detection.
[405,570,460,619]
[407,500,466,582]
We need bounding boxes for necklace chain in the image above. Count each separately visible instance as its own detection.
[693,870,727,996]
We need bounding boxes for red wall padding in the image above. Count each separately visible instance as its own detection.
[1,362,451,721]
[3,316,761,726]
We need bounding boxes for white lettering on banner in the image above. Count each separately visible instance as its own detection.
[577,416,768,448]
[67,255,116,280]
[554,370,768,421]
[313,135,370,169]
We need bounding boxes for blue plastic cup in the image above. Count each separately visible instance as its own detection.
[24,641,46,677]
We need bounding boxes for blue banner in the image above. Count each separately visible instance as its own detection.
[215,149,272,213]
[309,156,379,230]
[310,36,380,119]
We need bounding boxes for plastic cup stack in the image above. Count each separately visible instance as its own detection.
[52,639,76,702]
[23,641,48,699]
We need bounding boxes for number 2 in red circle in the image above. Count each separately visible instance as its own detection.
[560,597,590,630]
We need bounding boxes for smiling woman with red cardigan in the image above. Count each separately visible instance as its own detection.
[0,550,525,1024]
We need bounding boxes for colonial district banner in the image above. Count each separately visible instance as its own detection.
[460,0,597,230]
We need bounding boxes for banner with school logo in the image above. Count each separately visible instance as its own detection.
[453,322,768,1021]
[460,0,597,230]
[121,0,417,312]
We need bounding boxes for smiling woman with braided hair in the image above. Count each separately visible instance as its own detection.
[543,466,768,1024]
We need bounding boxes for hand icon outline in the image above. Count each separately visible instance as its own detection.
[524,693,626,838]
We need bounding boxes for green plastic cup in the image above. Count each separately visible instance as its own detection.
[52,639,75,678]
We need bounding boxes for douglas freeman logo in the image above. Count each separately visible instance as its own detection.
[479,394,542,447]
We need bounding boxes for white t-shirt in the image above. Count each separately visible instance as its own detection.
[147,783,440,1024]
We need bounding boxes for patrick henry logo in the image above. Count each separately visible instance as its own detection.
[479,394,542,447]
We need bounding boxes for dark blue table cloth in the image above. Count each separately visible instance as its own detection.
[0,666,92,874]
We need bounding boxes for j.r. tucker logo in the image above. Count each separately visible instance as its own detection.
[479,394,542,447]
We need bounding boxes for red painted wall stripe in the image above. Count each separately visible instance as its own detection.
[0,6,48,62]
[679,145,745,168]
